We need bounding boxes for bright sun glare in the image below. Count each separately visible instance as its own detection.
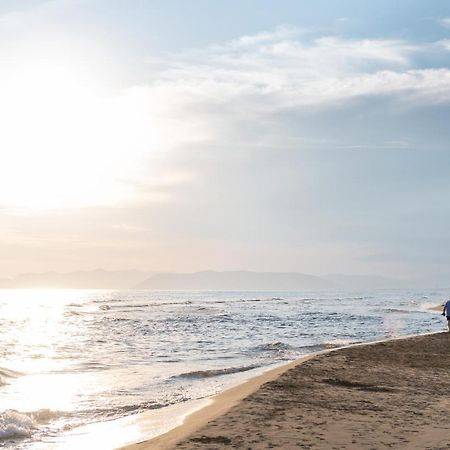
[0,60,157,211]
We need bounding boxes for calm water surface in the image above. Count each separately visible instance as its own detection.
[0,289,446,449]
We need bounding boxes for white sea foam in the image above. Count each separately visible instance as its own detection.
[0,410,37,440]
[28,409,63,423]
[0,408,63,441]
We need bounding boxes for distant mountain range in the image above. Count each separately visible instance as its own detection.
[0,269,411,290]
[134,271,339,290]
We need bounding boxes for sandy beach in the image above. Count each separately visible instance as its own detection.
[123,331,450,450]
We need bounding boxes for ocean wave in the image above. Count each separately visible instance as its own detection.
[174,364,260,379]
[74,400,178,421]
[65,309,82,316]
[254,341,294,352]
[73,362,111,372]
[120,303,152,309]
[0,409,63,442]
[28,409,64,423]
[0,367,22,386]
[296,343,328,352]
[0,367,22,379]
[0,410,35,440]
[194,306,226,315]
[258,340,355,355]
[381,308,410,314]
[92,298,124,304]
[99,300,193,307]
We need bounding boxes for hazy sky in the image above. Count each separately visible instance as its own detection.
[1,0,450,283]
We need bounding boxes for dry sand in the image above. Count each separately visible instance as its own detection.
[123,332,450,450]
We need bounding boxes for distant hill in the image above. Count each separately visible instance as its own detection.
[0,270,413,290]
[324,274,411,290]
[134,271,341,290]
[0,269,150,289]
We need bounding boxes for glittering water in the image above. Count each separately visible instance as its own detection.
[0,288,446,449]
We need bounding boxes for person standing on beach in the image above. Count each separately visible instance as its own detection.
[442,299,450,331]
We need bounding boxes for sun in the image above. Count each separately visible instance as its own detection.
[0,60,159,211]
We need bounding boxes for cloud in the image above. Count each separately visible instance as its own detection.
[438,39,450,51]
[440,17,450,28]
[147,28,449,114]
[111,28,450,279]
[229,24,303,47]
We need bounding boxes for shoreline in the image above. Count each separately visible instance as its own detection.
[120,329,445,450]
[120,354,316,450]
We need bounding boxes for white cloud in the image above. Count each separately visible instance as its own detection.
[439,17,450,28]
[437,39,450,51]
[229,24,303,47]
[148,29,449,112]
[2,27,448,211]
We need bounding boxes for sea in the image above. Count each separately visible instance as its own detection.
[0,288,446,449]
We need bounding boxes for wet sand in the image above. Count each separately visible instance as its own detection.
[122,331,450,450]
[429,304,444,312]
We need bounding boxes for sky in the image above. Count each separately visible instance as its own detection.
[1,0,450,284]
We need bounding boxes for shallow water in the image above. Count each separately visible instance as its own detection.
[0,288,446,449]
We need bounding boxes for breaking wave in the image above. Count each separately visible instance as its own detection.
[0,368,22,379]
[0,409,63,441]
[0,367,22,386]
[174,364,260,379]
[254,341,294,352]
